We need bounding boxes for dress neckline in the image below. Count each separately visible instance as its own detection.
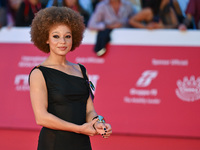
[38,65,84,80]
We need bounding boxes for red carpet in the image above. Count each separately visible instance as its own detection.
[0,129,200,150]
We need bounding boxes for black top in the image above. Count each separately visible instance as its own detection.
[29,64,92,150]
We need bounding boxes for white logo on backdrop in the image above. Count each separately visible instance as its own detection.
[14,74,29,91]
[136,70,158,87]
[129,88,157,96]
[75,57,105,64]
[124,70,160,105]
[176,76,200,102]
[152,58,188,66]
[18,56,47,68]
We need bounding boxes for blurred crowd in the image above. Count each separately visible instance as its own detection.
[0,0,199,30]
[0,0,199,56]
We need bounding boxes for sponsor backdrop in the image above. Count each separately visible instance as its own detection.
[0,28,200,138]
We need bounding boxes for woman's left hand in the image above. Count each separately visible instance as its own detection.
[94,122,112,138]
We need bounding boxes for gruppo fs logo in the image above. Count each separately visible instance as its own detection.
[176,76,200,102]
[124,70,160,105]
[136,70,158,87]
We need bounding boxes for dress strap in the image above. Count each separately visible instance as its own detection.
[78,64,95,100]
[78,64,88,80]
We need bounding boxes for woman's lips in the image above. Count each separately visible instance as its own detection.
[58,47,67,50]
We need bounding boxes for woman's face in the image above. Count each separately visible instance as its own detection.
[46,24,72,56]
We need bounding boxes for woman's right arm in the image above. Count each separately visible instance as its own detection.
[29,69,97,136]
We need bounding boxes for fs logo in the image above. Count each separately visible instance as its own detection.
[14,74,29,91]
[136,70,158,87]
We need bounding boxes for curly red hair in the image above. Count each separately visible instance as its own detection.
[30,6,85,53]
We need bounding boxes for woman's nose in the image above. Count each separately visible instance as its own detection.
[60,37,66,43]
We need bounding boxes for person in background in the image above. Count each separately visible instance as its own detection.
[179,0,200,30]
[40,0,49,6]
[15,0,45,26]
[78,0,93,15]
[8,0,23,13]
[29,6,112,149]
[45,0,55,7]
[46,0,90,26]
[129,0,178,29]
[0,0,16,28]
[140,0,151,8]
[0,0,7,28]
[88,0,135,57]
[169,0,184,25]
[175,0,189,17]
[7,0,23,27]
[129,0,142,13]
[92,0,103,11]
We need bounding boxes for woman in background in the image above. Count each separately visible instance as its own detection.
[129,0,178,29]
[15,0,44,26]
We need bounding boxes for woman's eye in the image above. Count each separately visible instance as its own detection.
[66,35,71,38]
[53,35,59,38]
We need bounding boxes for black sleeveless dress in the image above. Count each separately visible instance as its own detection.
[29,64,93,150]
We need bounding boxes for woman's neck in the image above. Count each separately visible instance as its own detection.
[44,54,68,66]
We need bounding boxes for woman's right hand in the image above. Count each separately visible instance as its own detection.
[79,118,98,136]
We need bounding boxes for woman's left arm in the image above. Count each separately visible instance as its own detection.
[86,96,98,123]
[85,70,112,137]
[86,97,112,138]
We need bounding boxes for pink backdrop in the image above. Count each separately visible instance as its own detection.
[0,42,200,138]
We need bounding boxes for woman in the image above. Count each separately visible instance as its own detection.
[15,0,44,26]
[29,7,112,150]
[129,0,178,29]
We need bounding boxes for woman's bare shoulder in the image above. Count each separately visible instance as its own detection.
[29,68,45,85]
[30,67,42,77]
